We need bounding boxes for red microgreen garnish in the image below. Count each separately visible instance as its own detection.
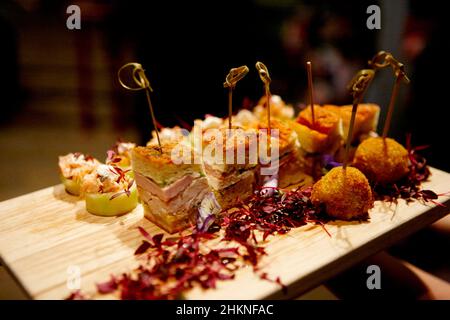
[220,186,329,244]
[87,230,242,299]
[71,187,329,300]
[260,272,288,295]
[108,166,130,184]
[65,290,86,300]
[106,168,133,199]
[109,191,126,200]
[96,276,118,294]
[134,240,151,255]
[73,152,94,162]
[372,134,444,205]
[66,136,447,300]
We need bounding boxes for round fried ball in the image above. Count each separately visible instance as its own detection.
[353,137,409,184]
[311,166,374,220]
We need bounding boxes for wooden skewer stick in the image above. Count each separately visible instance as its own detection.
[343,99,359,170]
[368,51,410,138]
[382,75,402,139]
[118,62,162,153]
[306,61,315,126]
[256,62,272,132]
[382,56,410,139]
[144,87,161,149]
[343,69,375,169]
[228,88,233,129]
[224,66,249,129]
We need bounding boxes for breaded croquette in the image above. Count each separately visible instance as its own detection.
[311,166,374,220]
[353,137,409,184]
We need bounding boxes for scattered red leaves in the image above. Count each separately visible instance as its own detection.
[220,187,330,244]
[108,166,131,184]
[65,290,86,300]
[81,187,329,300]
[93,230,239,300]
[134,240,151,255]
[66,136,446,300]
[107,167,134,200]
[96,276,118,294]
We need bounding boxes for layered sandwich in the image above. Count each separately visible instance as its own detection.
[201,127,258,210]
[132,142,210,233]
[258,118,313,188]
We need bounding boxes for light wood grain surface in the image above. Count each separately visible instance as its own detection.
[0,168,449,300]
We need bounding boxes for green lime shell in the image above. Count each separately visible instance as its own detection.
[85,185,138,216]
[60,175,81,196]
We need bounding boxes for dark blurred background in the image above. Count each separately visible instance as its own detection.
[1,0,448,201]
[0,0,449,299]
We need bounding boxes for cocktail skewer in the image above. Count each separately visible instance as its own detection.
[118,62,162,153]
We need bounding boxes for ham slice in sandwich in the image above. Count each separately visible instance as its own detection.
[132,142,209,234]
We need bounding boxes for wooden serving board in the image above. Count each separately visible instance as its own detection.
[0,168,449,300]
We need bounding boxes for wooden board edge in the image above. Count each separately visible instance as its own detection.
[263,197,450,299]
[0,256,33,300]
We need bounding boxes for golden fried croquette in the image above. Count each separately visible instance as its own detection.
[353,137,409,184]
[311,166,374,220]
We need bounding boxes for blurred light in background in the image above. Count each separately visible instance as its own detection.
[0,0,447,201]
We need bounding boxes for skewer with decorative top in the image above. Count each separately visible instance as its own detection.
[368,50,392,70]
[369,51,410,138]
[343,69,375,169]
[255,61,272,132]
[224,66,249,129]
[118,62,162,153]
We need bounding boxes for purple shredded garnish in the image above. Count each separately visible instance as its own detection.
[322,154,342,169]
[260,174,279,197]
[197,192,221,232]
[65,135,447,301]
